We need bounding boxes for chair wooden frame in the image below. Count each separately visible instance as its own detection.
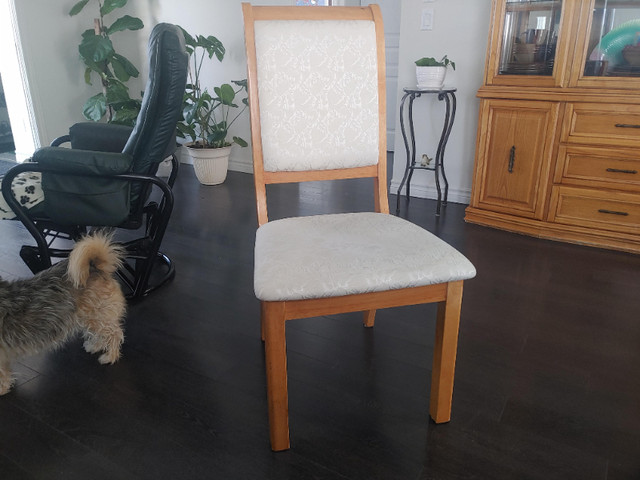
[243,3,465,451]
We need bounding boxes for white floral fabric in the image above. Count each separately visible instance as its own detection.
[0,172,43,220]
[254,212,476,301]
[253,19,380,172]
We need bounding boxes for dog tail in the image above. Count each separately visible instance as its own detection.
[67,232,125,288]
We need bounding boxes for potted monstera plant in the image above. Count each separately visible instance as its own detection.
[176,28,248,185]
[415,55,456,89]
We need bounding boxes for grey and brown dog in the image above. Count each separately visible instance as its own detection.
[0,233,126,395]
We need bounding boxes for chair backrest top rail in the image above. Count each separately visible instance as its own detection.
[246,4,376,22]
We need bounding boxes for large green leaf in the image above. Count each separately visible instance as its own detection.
[180,27,195,46]
[80,53,106,80]
[214,84,235,105]
[105,81,130,104]
[197,35,225,61]
[208,130,227,144]
[111,53,139,82]
[200,90,212,101]
[183,103,198,124]
[111,57,130,82]
[110,104,139,126]
[83,93,107,121]
[113,53,139,76]
[233,136,248,147]
[69,0,90,16]
[178,27,196,55]
[100,0,127,16]
[79,33,114,63]
[176,122,196,141]
[110,97,139,111]
[107,15,143,34]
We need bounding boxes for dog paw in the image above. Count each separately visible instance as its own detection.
[83,339,101,354]
[98,351,120,365]
[0,377,14,396]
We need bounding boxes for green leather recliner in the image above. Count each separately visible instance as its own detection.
[1,23,189,299]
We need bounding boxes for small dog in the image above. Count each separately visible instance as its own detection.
[0,232,126,395]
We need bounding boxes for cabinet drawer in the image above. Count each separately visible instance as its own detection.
[563,103,640,147]
[550,186,640,234]
[556,145,640,191]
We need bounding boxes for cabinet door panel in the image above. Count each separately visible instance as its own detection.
[475,100,558,217]
[485,0,577,88]
[570,0,640,89]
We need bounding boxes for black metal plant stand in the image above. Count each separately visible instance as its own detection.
[396,87,457,216]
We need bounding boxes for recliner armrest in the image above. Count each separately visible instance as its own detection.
[33,147,134,176]
[67,122,134,152]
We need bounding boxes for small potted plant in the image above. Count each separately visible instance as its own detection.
[176,28,248,185]
[414,55,455,89]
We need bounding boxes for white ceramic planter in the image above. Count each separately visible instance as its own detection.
[416,66,447,89]
[186,144,232,185]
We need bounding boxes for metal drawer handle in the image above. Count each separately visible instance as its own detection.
[598,209,629,216]
[508,146,515,173]
[606,168,638,174]
[614,123,640,129]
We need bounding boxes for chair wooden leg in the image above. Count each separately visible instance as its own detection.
[429,280,464,423]
[262,301,290,451]
[363,309,376,328]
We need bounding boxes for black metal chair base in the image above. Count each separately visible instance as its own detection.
[2,158,178,301]
[19,244,175,300]
[19,245,48,274]
[117,251,175,299]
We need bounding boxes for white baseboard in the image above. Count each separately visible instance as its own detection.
[390,178,471,205]
[178,146,192,165]
[228,158,253,174]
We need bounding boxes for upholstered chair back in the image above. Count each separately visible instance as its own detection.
[123,23,188,204]
[253,19,381,172]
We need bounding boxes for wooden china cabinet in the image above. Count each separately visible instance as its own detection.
[466,0,640,254]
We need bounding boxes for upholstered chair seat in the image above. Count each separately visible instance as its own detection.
[255,212,476,301]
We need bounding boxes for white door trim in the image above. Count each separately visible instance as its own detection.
[0,0,40,161]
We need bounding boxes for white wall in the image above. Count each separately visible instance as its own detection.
[392,0,491,204]
[0,0,40,161]
[13,0,492,200]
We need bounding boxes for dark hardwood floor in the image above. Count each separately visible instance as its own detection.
[1,164,639,479]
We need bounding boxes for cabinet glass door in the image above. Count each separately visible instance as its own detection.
[583,0,640,78]
[498,0,563,76]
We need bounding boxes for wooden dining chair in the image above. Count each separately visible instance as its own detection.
[242,3,476,451]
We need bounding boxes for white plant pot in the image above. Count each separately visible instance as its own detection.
[186,143,232,185]
[416,65,447,89]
